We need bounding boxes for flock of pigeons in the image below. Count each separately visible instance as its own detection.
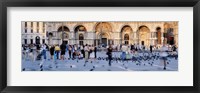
[23,51,178,71]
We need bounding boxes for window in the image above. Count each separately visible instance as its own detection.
[37,22,39,27]
[79,34,84,45]
[125,41,129,45]
[124,34,129,45]
[79,41,84,45]
[31,22,33,28]
[24,39,27,44]
[25,29,27,33]
[37,22,39,33]
[42,39,45,44]
[30,39,33,44]
[31,29,33,33]
[43,29,45,33]
[25,22,27,27]
[43,22,45,27]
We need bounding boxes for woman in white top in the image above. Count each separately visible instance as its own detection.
[160,41,168,70]
[84,44,89,62]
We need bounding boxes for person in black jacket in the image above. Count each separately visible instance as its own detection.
[107,44,113,66]
[60,42,66,60]
[49,45,55,60]
[150,45,153,53]
[94,46,97,58]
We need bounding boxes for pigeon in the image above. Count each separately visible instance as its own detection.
[40,65,43,69]
[22,68,25,71]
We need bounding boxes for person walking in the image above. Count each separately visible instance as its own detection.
[160,40,168,70]
[107,44,113,66]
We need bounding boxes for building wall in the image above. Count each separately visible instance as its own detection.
[22,22,47,45]
[22,22,178,47]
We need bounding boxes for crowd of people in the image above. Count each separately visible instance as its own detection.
[22,41,178,70]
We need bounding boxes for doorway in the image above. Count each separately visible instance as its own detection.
[141,41,144,45]
[102,38,107,47]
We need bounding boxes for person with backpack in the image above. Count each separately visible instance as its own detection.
[54,44,60,59]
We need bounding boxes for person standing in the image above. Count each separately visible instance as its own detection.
[49,45,55,60]
[60,42,66,60]
[41,43,47,60]
[94,46,97,58]
[54,44,60,59]
[84,44,89,62]
[150,45,153,53]
[81,45,85,58]
[107,44,113,66]
[68,45,72,59]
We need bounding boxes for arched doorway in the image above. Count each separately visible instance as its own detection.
[137,26,150,46]
[35,36,40,44]
[124,34,129,45]
[74,25,86,45]
[156,27,161,44]
[95,22,112,46]
[121,25,133,45]
[79,33,84,45]
[57,26,70,44]
[98,33,109,47]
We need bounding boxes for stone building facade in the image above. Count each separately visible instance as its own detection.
[21,22,47,45]
[22,21,178,47]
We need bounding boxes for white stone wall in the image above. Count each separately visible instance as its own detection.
[22,22,178,47]
[22,22,47,44]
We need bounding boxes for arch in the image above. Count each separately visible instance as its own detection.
[137,25,150,46]
[138,25,150,32]
[121,25,133,32]
[156,27,162,44]
[74,25,87,33]
[57,26,70,32]
[120,25,133,45]
[94,22,113,33]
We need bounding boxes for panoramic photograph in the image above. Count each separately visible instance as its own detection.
[21,21,178,71]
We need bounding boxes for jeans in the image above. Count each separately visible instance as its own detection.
[55,51,59,59]
[108,54,112,66]
[42,50,46,59]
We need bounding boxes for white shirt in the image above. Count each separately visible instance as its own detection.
[160,45,168,57]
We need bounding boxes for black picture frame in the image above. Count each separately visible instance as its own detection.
[0,0,199,93]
